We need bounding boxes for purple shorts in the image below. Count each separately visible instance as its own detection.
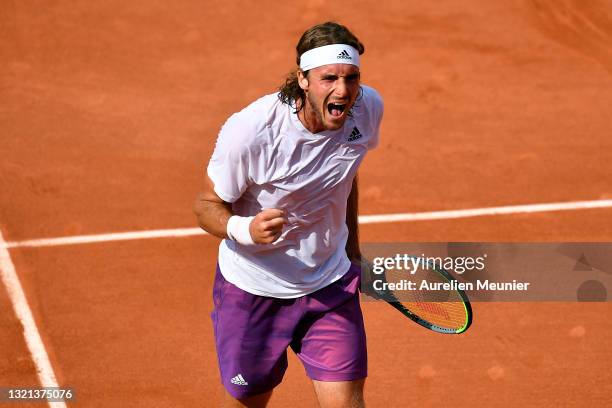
[211,263,367,399]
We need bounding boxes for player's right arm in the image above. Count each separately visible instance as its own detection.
[193,175,233,239]
[194,176,286,244]
[200,106,286,244]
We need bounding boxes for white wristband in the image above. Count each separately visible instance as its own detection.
[226,215,255,245]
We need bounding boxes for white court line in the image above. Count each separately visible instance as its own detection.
[4,227,208,249]
[358,198,612,223]
[0,229,67,408]
[2,199,612,249]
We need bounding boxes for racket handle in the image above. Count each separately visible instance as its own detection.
[358,259,385,300]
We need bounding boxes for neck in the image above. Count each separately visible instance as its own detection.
[297,99,324,133]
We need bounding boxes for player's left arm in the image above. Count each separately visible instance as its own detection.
[345,174,361,263]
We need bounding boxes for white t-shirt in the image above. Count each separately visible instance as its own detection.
[207,85,383,298]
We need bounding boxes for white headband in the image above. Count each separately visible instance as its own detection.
[299,44,360,71]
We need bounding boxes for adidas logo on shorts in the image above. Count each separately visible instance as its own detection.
[337,49,352,60]
[230,373,248,386]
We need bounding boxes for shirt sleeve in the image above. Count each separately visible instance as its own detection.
[206,113,254,203]
[362,86,384,150]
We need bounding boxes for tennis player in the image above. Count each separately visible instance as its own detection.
[194,21,383,407]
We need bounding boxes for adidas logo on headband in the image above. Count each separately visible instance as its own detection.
[299,44,360,71]
[337,50,352,60]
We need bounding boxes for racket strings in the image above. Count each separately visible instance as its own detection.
[384,266,468,330]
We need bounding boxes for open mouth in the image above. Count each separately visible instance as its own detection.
[327,102,347,118]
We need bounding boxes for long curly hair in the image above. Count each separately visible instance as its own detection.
[278,22,365,113]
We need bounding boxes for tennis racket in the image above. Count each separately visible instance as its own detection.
[362,255,472,334]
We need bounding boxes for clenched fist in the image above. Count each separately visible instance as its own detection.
[249,208,287,244]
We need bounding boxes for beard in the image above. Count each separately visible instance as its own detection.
[305,92,325,127]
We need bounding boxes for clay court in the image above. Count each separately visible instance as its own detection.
[2,0,612,406]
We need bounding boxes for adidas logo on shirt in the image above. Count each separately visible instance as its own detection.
[337,49,352,60]
[348,126,362,141]
[230,374,248,386]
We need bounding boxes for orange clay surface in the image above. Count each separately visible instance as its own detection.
[2,1,612,406]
